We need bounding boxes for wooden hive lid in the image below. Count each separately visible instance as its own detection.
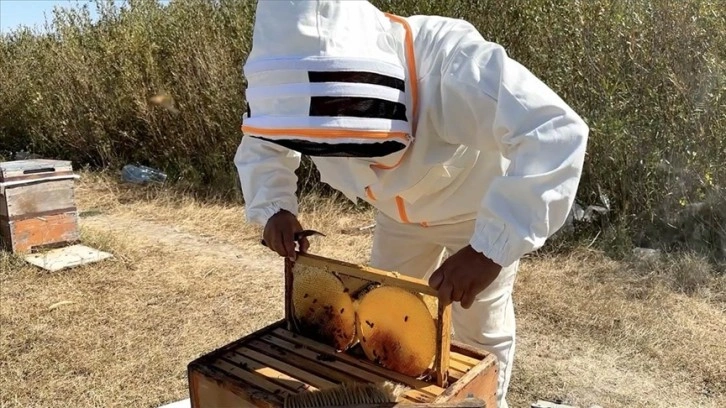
[0,159,74,182]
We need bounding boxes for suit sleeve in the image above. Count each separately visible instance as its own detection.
[234,135,302,227]
[434,21,589,267]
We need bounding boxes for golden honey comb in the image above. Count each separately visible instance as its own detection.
[355,285,437,377]
[291,265,357,351]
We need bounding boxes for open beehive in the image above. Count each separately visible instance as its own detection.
[187,252,498,407]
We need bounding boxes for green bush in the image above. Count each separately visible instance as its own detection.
[1,0,724,261]
[1,0,255,193]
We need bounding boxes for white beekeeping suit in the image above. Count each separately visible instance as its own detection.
[235,1,589,406]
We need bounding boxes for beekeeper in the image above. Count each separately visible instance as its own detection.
[234,1,588,406]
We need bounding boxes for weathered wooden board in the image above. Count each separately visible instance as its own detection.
[0,159,73,182]
[0,179,76,218]
[24,244,113,272]
[1,211,80,253]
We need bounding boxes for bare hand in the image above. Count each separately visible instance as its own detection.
[428,245,502,309]
[262,210,309,260]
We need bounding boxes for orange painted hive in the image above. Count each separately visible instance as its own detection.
[0,159,80,253]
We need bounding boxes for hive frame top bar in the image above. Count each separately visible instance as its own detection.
[290,251,438,296]
[0,159,75,181]
[284,251,452,388]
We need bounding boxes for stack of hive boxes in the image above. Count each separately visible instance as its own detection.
[0,159,80,253]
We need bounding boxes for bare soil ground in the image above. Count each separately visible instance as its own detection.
[1,173,724,408]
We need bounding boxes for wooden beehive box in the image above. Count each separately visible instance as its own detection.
[187,252,498,407]
[0,159,80,253]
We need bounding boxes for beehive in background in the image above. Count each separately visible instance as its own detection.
[0,159,80,253]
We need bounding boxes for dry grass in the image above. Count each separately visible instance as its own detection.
[73,170,375,257]
[510,251,725,407]
[1,173,724,408]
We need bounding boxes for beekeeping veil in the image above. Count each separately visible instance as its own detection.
[240,0,416,161]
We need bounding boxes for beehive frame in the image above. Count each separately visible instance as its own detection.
[187,251,499,408]
[284,252,452,388]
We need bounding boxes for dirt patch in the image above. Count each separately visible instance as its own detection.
[81,213,272,264]
[0,215,291,407]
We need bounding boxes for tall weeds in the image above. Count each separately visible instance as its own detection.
[0,0,724,261]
